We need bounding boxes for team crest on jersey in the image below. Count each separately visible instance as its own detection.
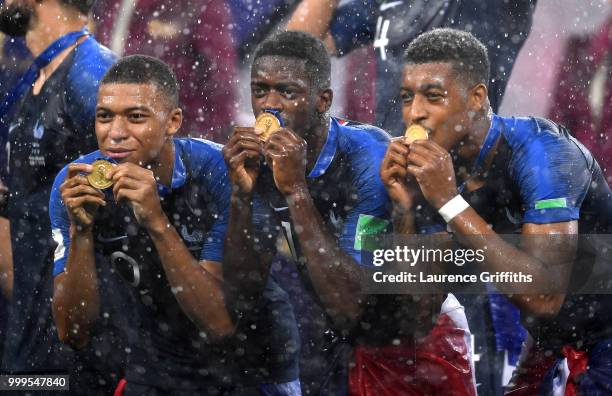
[180,224,204,244]
[33,120,44,139]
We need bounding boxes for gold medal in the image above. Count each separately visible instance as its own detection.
[404,124,429,144]
[255,112,282,141]
[87,160,114,189]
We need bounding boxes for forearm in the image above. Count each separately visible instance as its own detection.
[286,0,340,39]
[392,207,416,235]
[223,193,272,313]
[53,227,100,349]
[147,216,234,341]
[449,208,571,316]
[0,217,13,300]
[287,188,363,329]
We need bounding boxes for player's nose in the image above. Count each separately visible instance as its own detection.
[107,118,129,143]
[262,90,283,112]
[409,95,428,123]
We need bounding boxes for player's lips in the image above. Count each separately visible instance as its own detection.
[104,148,133,159]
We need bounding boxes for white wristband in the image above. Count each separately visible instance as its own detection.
[438,194,470,223]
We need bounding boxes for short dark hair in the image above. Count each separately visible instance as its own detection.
[60,0,96,14]
[252,30,331,91]
[404,28,490,87]
[101,55,179,108]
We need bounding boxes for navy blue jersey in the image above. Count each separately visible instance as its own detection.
[259,118,391,265]
[256,118,391,393]
[419,115,612,350]
[330,0,536,136]
[50,138,299,391]
[2,36,116,375]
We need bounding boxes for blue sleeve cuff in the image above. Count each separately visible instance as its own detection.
[418,224,447,235]
[53,258,67,277]
[523,207,580,224]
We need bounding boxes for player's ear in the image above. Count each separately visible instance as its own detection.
[316,88,333,114]
[166,108,182,137]
[468,83,488,113]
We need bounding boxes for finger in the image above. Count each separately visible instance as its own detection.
[388,143,409,158]
[386,164,408,179]
[278,128,303,144]
[67,163,94,179]
[407,152,431,167]
[61,174,92,191]
[63,184,105,200]
[110,164,153,183]
[263,138,288,156]
[234,138,263,153]
[224,136,263,158]
[267,128,297,146]
[233,126,256,135]
[73,208,94,226]
[234,130,261,143]
[412,139,447,156]
[408,141,439,158]
[228,150,251,170]
[387,152,408,168]
[114,187,142,205]
[389,137,410,152]
[112,176,148,201]
[65,195,106,212]
[406,164,423,178]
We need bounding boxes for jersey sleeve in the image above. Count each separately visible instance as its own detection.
[340,149,391,266]
[198,151,231,263]
[509,119,592,224]
[64,38,116,139]
[329,0,378,56]
[49,165,72,276]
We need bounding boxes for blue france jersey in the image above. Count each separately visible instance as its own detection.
[50,138,299,389]
[51,139,229,276]
[329,0,535,136]
[417,114,612,233]
[418,115,612,350]
[2,36,116,374]
[258,117,391,265]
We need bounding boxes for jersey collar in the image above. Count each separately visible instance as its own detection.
[458,113,503,193]
[157,140,187,196]
[307,118,339,178]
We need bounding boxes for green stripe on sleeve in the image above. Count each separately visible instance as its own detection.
[534,198,567,210]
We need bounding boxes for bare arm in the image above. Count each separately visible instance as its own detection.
[147,226,234,341]
[222,128,273,314]
[406,140,576,318]
[449,212,575,317]
[380,138,418,234]
[265,129,363,330]
[0,217,13,300]
[286,0,339,53]
[52,163,103,349]
[285,188,364,329]
[53,227,100,349]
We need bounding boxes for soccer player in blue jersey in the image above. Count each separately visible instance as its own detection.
[223,31,477,395]
[287,0,536,137]
[50,55,301,395]
[381,28,612,394]
[0,0,124,391]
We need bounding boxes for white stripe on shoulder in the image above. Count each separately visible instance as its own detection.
[52,228,66,262]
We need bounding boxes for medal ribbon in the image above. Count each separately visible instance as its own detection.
[0,28,89,135]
